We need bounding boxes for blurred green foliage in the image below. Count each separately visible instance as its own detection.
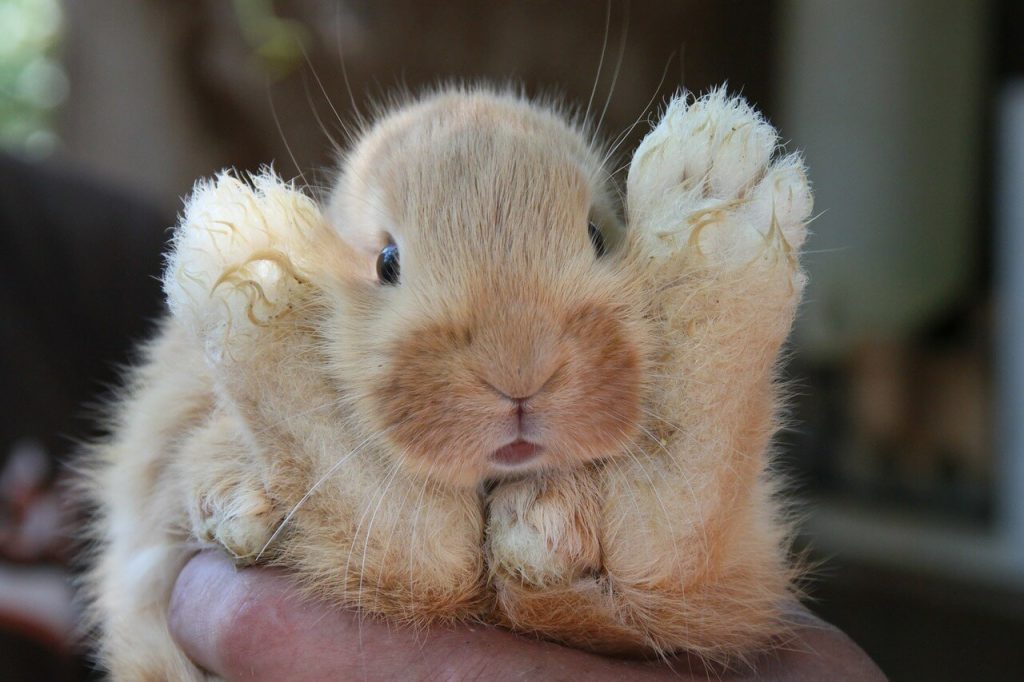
[233,0,310,79]
[0,0,65,158]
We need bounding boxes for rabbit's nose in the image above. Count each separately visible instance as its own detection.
[481,371,554,404]
[473,301,564,399]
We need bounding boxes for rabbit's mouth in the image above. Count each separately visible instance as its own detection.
[490,439,544,468]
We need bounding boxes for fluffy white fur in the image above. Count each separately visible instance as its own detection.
[165,172,325,352]
[82,86,812,679]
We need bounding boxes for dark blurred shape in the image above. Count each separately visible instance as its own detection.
[0,154,168,462]
[0,153,168,681]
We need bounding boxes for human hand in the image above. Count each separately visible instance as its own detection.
[168,551,884,681]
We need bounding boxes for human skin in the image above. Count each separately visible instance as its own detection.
[168,551,886,681]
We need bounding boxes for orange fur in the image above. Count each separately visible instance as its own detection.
[80,85,812,678]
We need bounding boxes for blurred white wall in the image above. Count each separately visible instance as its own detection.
[996,80,1024,558]
[778,0,988,360]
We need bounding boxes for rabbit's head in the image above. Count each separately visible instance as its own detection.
[321,89,654,486]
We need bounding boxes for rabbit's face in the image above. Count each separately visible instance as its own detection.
[324,91,651,486]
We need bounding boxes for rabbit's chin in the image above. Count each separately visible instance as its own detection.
[395,446,573,488]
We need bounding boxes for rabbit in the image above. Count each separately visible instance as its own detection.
[80,85,812,680]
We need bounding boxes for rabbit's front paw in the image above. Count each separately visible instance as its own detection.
[486,471,601,588]
[191,480,281,566]
[627,89,812,275]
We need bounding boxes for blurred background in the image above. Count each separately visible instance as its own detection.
[0,0,1021,679]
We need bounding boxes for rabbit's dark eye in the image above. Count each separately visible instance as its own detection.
[588,221,607,258]
[376,243,400,285]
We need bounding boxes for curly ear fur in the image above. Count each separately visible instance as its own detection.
[81,86,812,679]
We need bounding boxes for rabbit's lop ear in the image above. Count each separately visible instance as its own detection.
[163,169,327,359]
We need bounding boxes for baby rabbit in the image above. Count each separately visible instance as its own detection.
[82,85,812,679]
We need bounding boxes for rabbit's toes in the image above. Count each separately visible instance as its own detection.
[627,89,812,271]
[192,484,280,566]
[486,474,601,589]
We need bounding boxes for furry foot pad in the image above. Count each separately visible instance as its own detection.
[486,473,602,589]
[164,170,324,357]
[627,89,812,271]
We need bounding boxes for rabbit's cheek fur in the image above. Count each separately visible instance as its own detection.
[371,321,509,486]
[536,303,645,461]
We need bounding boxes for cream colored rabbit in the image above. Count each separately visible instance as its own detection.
[82,85,812,679]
